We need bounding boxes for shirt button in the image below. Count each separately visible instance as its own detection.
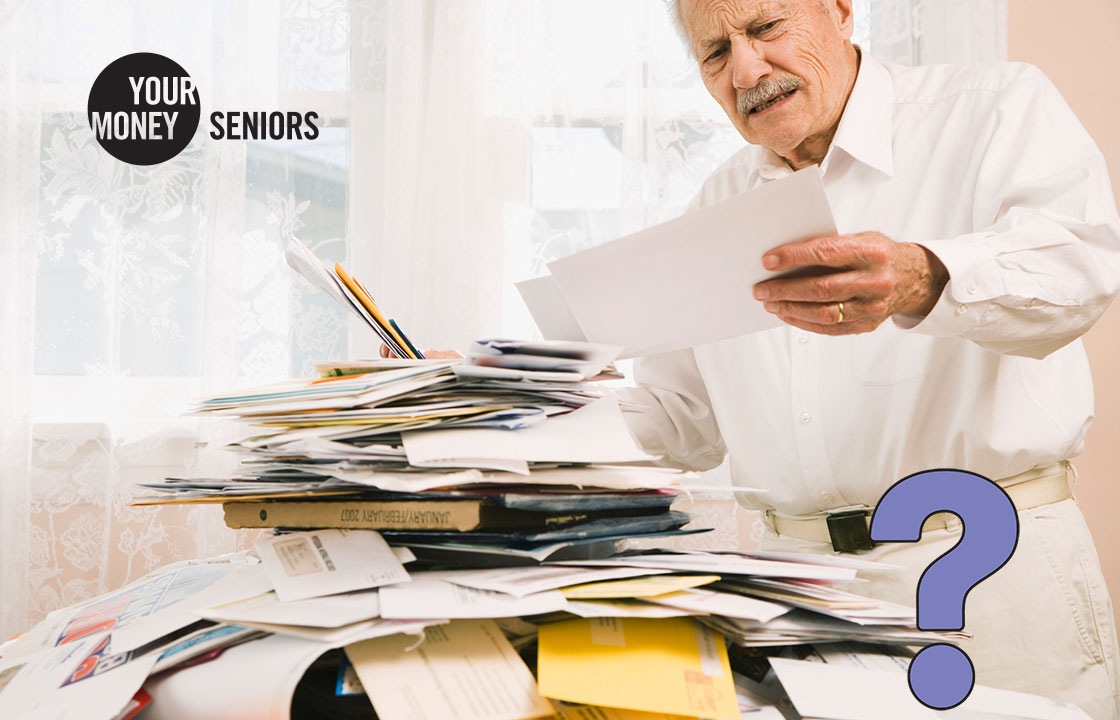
[1028,298,1039,307]
[799,412,812,424]
[820,492,835,505]
[798,333,809,345]
[967,282,978,294]
[956,304,967,315]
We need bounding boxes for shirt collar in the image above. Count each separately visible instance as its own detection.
[756,46,895,181]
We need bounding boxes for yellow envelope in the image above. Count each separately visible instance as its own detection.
[537,617,739,720]
[560,575,720,600]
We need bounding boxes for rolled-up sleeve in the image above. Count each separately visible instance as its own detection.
[898,65,1120,359]
[611,348,726,472]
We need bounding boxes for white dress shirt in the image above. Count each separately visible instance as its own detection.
[618,49,1120,515]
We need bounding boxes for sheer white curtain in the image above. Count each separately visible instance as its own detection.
[855,0,1006,65]
[0,0,1005,641]
[0,0,357,640]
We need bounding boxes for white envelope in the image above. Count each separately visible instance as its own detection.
[254,529,409,602]
[401,396,653,467]
[379,579,569,619]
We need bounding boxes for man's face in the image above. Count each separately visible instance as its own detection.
[682,0,856,160]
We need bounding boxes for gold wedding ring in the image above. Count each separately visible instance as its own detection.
[837,301,845,323]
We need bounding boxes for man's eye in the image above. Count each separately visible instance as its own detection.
[755,20,779,33]
[705,47,726,62]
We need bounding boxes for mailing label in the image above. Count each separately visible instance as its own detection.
[273,537,325,577]
[588,617,625,647]
[683,669,720,715]
[693,623,723,677]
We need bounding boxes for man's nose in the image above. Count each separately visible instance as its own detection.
[730,34,772,91]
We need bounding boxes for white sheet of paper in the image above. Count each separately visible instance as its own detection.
[0,636,101,718]
[199,588,381,628]
[452,364,583,382]
[552,551,857,582]
[428,566,672,597]
[345,619,555,720]
[44,652,159,720]
[229,617,434,644]
[544,167,837,358]
[143,633,326,720]
[402,396,652,466]
[255,529,409,602]
[285,238,350,307]
[740,549,904,572]
[644,587,790,623]
[0,632,159,720]
[188,564,274,613]
[379,579,569,619]
[563,600,698,619]
[142,629,419,720]
[3,556,252,661]
[515,274,589,342]
[768,657,1092,720]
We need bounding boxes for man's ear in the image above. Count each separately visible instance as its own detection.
[829,0,856,40]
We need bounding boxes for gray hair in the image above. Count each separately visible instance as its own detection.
[668,0,834,58]
[666,0,690,50]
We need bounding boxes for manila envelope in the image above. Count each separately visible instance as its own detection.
[537,617,738,720]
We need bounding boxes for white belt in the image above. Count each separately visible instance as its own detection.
[762,462,1073,547]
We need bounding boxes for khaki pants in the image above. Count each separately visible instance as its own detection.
[760,498,1120,719]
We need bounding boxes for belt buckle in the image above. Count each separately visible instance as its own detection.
[826,509,875,553]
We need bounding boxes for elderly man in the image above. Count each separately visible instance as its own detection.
[616,0,1120,715]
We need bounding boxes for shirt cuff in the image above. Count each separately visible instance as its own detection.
[893,234,997,336]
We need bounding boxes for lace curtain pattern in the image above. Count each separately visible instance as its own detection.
[0,0,1004,641]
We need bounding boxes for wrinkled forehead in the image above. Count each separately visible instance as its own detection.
[682,0,797,51]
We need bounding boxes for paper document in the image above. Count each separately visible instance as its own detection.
[541,167,837,357]
[2,555,252,660]
[199,587,381,629]
[515,275,589,342]
[379,579,569,619]
[255,529,409,602]
[768,657,1092,719]
[553,550,857,582]
[142,631,424,720]
[402,397,652,467]
[0,636,102,718]
[560,575,721,600]
[429,566,673,597]
[564,600,698,619]
[645,587,790,623]
[345,619,555,720]
[537,617,740,720]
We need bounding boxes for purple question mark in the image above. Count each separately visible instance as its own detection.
[870,469,1019,709]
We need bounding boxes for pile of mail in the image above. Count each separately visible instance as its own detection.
[0,542,1090,720]
[0,229,1093,719]
[134,338,705,562]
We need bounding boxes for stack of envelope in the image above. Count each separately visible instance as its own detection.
[1,542,1089,720]
[3,236,1092,719]
[135,339,705,563]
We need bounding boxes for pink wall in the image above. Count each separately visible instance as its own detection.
[1008,0,1120,633]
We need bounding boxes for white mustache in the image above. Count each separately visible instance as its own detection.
[738,76,802,115]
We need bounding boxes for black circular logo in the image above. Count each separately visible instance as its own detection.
[87,52,201,166]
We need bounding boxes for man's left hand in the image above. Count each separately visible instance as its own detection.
[752,232,949,336]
